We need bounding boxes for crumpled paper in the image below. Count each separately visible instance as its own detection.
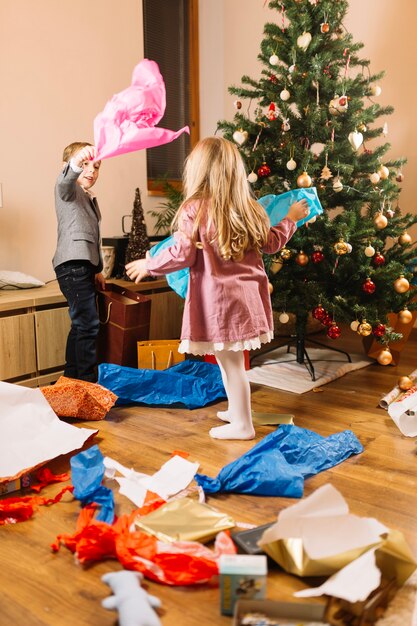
[195,425,363,498]
[104,454,199,507]
[151,188,323,299]
[52,504,237,586]
[258,484,416,602]
[41,376,117,420]
[0,381,97,483]
[94,58,189,160]
[134,497,235,543]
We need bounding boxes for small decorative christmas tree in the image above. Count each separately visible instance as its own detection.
[124,188,150,278]
[218,0,417,367]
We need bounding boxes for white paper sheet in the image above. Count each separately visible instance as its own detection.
[0,381,97,480]
[295,548,381,602]
[104,454,200,506]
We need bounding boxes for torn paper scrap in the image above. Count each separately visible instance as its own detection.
[0,381,97,482]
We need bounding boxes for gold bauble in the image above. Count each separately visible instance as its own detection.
[398,308,413,324]
[297,171,312,188]
[394,275,410,293]
[399,232,412,245]
[268,282,274,294]
[398,376,413,391]
[350,320,360,332]
[334,238,349,255]
[357,320,372,337]
[280,247,292,261]
[374,213,388,229]
[296,251,309,266]
[377,348,393,366]
[378,165,390,180]
[270,258,284,274]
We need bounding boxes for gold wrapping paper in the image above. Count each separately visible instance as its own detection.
[134,497,235,543]
[261,530,416,583]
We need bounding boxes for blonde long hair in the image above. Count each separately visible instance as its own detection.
[172,136,270,261]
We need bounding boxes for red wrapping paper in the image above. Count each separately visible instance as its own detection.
[52,505,236,585]
[41,377,117,420]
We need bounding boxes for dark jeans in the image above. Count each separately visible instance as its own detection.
[55,261,99,382]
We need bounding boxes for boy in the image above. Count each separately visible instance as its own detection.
[53,142,105,382]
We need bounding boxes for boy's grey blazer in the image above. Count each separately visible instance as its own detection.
[53,164,103,271]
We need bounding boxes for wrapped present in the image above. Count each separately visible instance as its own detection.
[259,484,416,597]
[363,295,417,366]
[41,377,117,420]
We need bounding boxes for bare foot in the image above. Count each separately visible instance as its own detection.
[209,423,255,440]
[217,410,231,422]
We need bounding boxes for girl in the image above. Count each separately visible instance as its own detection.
[126,137,309,440]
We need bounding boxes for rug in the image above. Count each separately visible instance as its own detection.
[247,346,373,394]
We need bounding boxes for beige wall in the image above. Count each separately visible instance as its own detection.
[0,0,416,282]
[0,0,147,281]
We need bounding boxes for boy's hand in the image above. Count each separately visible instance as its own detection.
[125,255,150,284]
[73,145,97,168]
[287,199,310,223]
[95,272,106,291]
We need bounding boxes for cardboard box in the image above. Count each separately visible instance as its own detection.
[0,478,21,497]
[219,554,267,616]
[233,599,327,625]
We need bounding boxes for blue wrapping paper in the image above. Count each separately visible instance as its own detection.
[98,360,226,410]
[70,444,115,523]
[195,425,363,498]
[149,188,323,298]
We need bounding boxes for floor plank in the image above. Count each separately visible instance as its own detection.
[1,327,416,625]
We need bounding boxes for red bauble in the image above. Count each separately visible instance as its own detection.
[268,73,278,84]
[312,305,326,320]
[372,323,386,338]
[311,250,324,263]
[362,278,376,294]
[372,253,385,267]
[258,163,271,177]
[322,313,333,326]
[327,323,342,339]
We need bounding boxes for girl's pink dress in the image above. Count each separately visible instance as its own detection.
[146,202,297,355]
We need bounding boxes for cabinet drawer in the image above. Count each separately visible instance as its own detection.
[0,313,36,379]
[35,307,70,371]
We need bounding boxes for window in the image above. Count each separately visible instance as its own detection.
[143,0,199,192]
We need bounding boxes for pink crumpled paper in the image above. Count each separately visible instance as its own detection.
[94,59,190,160]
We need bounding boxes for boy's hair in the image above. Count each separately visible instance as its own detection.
[62,142,93,163]
[173,136,270,262]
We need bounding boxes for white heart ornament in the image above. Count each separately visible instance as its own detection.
[348,130,363,151]
[233,130,248,146]
[297,32,312,51]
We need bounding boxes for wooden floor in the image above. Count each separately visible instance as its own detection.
[1,327,417,626]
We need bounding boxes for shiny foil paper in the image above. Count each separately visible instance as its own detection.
[134,497,235,543]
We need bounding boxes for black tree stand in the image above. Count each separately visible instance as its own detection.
[252,312,352,382]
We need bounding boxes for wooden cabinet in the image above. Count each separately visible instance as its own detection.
[0,283,70,386]
[0,278,182,387]
[0,313,37,380]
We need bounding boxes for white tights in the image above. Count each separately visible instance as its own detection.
[209,350,255,440]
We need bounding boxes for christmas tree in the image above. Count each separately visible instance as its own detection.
[124,188,150,278]
[218,0,417,366]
